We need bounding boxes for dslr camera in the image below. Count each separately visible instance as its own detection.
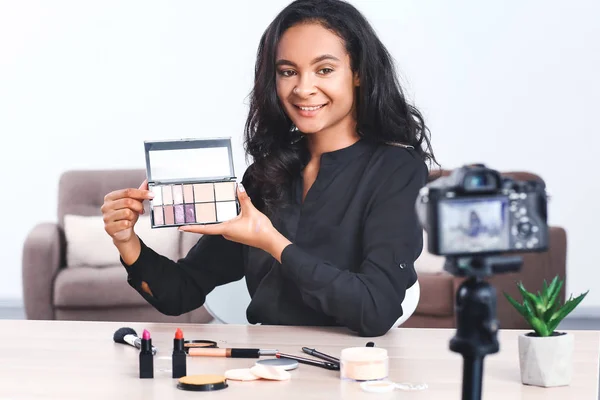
[415,164,549,258]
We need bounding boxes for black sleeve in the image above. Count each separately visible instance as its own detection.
[280,156,427,337]
[121,233,244,316]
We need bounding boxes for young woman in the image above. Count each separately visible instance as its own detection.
[101,0,436,337]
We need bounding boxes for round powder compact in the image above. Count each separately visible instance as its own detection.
[224,368,261,381]
[340,347,389,381]
[250,364,291,381]
[256,358,299,371]
[177,375,228,391]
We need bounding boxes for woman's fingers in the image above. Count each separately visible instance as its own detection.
[178,221,230,235]
[103,208,139,225]
[236,183,256,214]
[101,183,152,243]
[102,197,146,215]
[104,220,134,239]
[104,187,153,203]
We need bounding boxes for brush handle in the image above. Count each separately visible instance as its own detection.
[187,348,264,358]
[230,348,260,358]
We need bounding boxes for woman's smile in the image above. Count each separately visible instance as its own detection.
[293,103,328,117]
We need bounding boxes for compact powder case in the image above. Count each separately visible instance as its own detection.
[144,137,240,228]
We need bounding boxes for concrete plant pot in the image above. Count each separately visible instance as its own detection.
[518,332,574,387]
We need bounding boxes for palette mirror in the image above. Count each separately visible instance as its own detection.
[144,138,239,228]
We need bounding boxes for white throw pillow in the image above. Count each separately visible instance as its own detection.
[64,215,181,268]
[414,231,446,274]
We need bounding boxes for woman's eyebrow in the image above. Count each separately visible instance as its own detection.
[275,54,341,67]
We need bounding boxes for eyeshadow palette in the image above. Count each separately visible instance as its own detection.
[144,137,240,228]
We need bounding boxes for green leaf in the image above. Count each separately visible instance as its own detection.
[518,281,545,318]
[524,300,549,336]
[545,276,562,307]
[540,277,553,306]
[543,297,560,322]
[504,292,527,318]
[547,291,589,333]
[545,279,564,316]
[537,290,546,305]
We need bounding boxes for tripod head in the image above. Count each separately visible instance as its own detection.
[444,255,523,279]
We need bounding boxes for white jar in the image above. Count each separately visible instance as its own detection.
[340,347,389,381]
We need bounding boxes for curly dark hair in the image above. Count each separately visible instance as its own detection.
[243,0,437,215]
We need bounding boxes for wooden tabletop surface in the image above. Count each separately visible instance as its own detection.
[0,320,597,399]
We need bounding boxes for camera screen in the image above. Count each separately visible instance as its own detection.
[438,196,509,254]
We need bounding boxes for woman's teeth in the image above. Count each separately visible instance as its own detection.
[298,104,324,111]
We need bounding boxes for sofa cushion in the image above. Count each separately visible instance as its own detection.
[54,264,149,308]
[415,272,454,317]
[64,215,180,268]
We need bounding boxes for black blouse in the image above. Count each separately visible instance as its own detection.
[122,139,428,337]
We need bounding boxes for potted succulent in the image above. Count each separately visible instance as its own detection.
[504,276,588,387]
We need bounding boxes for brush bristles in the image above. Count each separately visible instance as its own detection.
[113,327,137,343]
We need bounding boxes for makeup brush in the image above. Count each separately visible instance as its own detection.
[113,327,158,355]
[187,347,278,358]
[276,352,339,370]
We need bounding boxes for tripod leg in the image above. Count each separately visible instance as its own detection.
[462,355,484,400]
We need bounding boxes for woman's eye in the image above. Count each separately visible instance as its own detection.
[319,68,334,75]
[278,70,296,77]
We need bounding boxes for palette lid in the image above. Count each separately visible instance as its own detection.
[144,137,236,183]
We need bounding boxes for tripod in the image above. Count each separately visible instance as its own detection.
[444,255,522,400]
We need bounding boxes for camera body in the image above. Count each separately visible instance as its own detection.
[416,164,549,257]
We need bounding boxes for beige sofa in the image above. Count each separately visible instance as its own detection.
[22,169,212,323]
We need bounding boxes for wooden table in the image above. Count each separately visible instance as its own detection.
[0,320,598,399]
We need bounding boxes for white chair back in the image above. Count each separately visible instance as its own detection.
[204,278,251,324]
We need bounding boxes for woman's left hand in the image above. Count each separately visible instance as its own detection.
[178,183,292,262]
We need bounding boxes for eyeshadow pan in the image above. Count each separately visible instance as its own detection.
[183,184,194,203]
[164,205,175,225]
[174,204,185,224]
[214,182,236,202]
[184,204,195,223]
[195,203,217,223]
[150,186,163,206]
[162,186,173,204]
[153,206,164,225]
[216,201,238,222]
[193,183,215,203]
[173,185,184,204]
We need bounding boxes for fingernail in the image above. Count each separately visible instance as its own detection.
[141,208,145,214]
[147,192,155,199]
[238,182,245,192]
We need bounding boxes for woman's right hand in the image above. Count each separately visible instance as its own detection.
[101,180,154,244]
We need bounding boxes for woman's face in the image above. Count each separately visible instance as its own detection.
[275,23,358,136]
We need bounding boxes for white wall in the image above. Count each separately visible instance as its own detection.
[1,1,598,312]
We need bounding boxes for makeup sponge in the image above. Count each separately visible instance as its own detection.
[250,364,291,381]
[224,368,261,381]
